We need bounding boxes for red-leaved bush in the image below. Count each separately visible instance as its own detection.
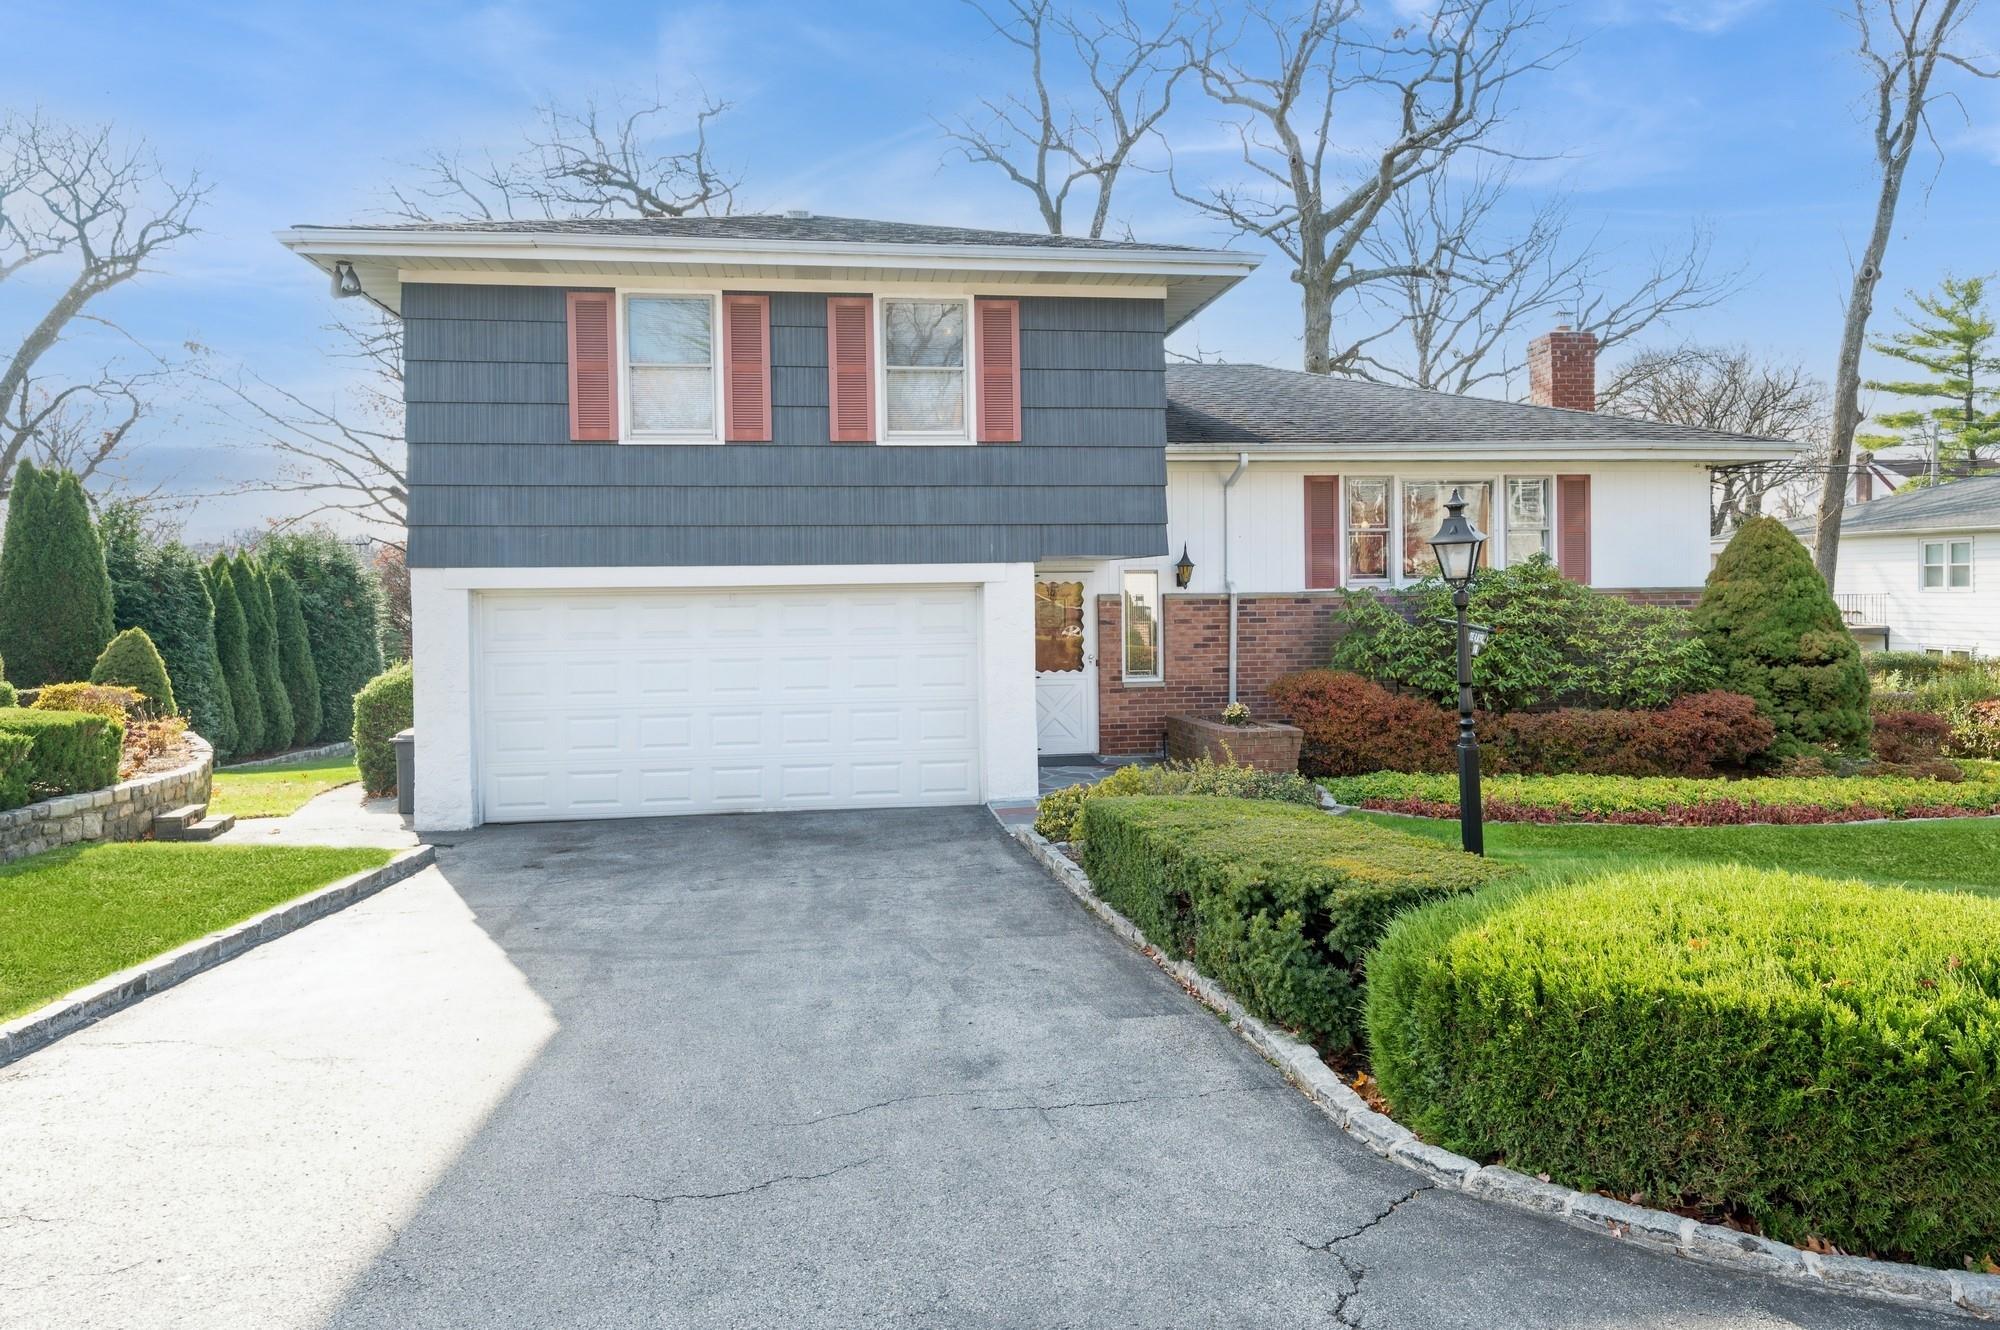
[1873,710,1951,764]
[1266,670,1453,777]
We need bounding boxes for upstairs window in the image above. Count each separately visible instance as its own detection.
[1921,539,1972,590]
[627,295,717,438]
[883,298,969,439]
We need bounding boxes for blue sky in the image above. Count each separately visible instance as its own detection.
[4,0,1998,539]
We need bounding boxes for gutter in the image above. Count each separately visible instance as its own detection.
[1222,452,1251,704]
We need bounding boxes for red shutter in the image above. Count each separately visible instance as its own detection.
[976,297,1021,443]
[566,291,617,442]
[1306,476,1341,589]
[722,294,771,442]
[1557,474,1592,583]
[826,296,874,443]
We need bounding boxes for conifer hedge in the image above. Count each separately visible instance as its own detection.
[260,532,383,744]
[270,567,323,747]
[208,560,264,756]
[234,554,293,753]
[0,462,115,687]
[100,506,233,756]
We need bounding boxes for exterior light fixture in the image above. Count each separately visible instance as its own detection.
[1429,488,1489,856]
[332,260,363,298]
[1174,545,1195,589]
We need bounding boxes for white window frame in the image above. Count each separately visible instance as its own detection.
[877,294,976,446]
[1395,477,1501,585]
[618,289,725,445]
[1120,568,1164,684]
[1503,475,1555,566]
[1340,475,1395,586]
[1920,538,1974,591]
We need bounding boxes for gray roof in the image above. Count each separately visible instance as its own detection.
[289,213,1226,254]
[1796,474,2000,536]
[1163,362,1784,452]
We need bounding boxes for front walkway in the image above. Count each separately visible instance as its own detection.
[0,809,1945,1328]
[213,783,420,850]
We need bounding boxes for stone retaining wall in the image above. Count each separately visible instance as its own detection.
[0,734,213,864]
[217,739,353,771]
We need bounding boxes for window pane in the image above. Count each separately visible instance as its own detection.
[1349,531,1388,579]
[885,301,965,367]
[1922,564,1945,588]
[1506,529,1550,565]
[886,367,965,433]
[1951,563,1972,588]
[1403,482,1492,578]
[1923,542,1944,567]
[630,365,713,433]
[628,297,711,366]
[1122,571,1161,680]
[1508,478,1548,528]
[1347,478,1389,529]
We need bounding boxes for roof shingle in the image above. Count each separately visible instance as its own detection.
[1796,474,2000,536]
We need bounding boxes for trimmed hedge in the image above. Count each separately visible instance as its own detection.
[31,682,145,721]
[90,627,177,717]
[1323,770,2000,824]
[0,653,13,710]
[353,661,412,796]
[1032,757,1321,843]
[1267,670,1454,776]
[0,730,30,809]
[0,706,123,799]
[1366,866,2000,1264]
[1078,796,1509,1050]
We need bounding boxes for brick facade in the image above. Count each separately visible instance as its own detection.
[1094,588,1703,756]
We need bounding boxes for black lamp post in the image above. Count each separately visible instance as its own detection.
[1428,488,1488,855]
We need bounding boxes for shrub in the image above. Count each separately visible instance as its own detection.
[31,682,146,722]
[234,554,293,753]
[89,626,177,717]
[1032,757,1321,843]
[1695,517,1870,755]
[269,567,323,747]
[1080,796,1509,1050]
[1267,671,1452,777]
[1873,709,1951,763]
[1484,691,1775,778]
[100,505,233,756]
[1328,556,1717,711]
[260,530,383,744]
[0,706,123,798]
[0,461,115,687]
[1366,866,2000,1265]
[353,661,413,796]
[207,560,265,756]
[119,715,189,778]
[1322,770,2000,824]
[0,653,12,710]
[0,730,31,810]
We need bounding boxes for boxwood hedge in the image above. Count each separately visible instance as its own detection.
[1322,770,2000,824]
[1366,867,2000,1265]
[1078,796,1509,1050]
[0,706,122,801]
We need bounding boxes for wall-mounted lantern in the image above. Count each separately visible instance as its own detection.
[1174,545,1195,589]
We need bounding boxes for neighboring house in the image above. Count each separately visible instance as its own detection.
[1789,476,2000,657]
[279,216,1789,830]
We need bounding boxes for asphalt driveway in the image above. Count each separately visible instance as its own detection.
[0,808,1952,1328]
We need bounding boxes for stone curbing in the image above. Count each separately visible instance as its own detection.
[0,845,434,1069]
[1008,823,2000,1322]
[217,739,355,771]
[0,734,213,865]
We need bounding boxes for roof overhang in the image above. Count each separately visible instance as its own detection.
[276,227,1260,331]
[1166,438,1800,464]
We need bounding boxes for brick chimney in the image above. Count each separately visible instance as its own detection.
[1527,325,1598,412]
[1853,450,1875,503]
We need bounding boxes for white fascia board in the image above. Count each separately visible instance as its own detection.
[1166,440,1798,464]
[430,562,1031,593]
[1842,521,2000,538]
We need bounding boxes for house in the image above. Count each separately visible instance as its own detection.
[278,215,1790,830]
[1790,476,2000,657]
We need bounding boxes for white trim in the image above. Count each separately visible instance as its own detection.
[618,289,724,446]
[1504,474,1555,564]
[877,293,975,446]
[1919,536,1974,591]
[1339,474,1393,588]
[1171,442,1794,463]
[398,268,1172,301]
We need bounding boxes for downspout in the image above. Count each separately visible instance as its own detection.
[1222,452,1251,704]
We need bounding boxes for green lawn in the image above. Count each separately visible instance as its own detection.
[1352,812,2000,895]
[208,755,360,819]
[0,842,393,1019]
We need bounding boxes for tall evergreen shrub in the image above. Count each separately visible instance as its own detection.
[90,627,176,716]
[100,507,234,756]
[207,559,264,755]
[0,462,115,686]
[233,554,292,752]
[270,567,323,746]
[260,531,383,743]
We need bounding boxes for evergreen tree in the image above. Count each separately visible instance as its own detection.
[0,462,116,686]
[1694,516,1871,755]
[260,531,383,743]
[232,554,292,752]
[1863,274,2000,476]
[90,627,176,716]
[207,559,264,755]
[100,505,234,752]
[269,567,323,746]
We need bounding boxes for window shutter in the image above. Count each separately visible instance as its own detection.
[722,294,771,442]
[826,295,875,443]
[975,297,1021,443]
[566,291,618,442]
[1557,474,1591,583]
[1306,476,1341,589]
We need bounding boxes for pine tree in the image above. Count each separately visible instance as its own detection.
[0,462,116,686]
[1694,517,1871,755]
[269,567,323,747]
[207,559,265,755]
[232,554,292,752]
[100,505,234,752]
[1863,274,2000,477]
[90,627,177,716]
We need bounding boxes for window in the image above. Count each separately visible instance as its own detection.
[1505,477,1552,564]
[1121,569,1162,682]
[1921,539,1973,590]
[883,298,969,438]
[1401,481,1493,579]
[1345,478,1391,581]
[626,295,717,437]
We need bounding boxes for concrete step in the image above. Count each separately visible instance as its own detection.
[152,804,208,837]
[172,814,236,842]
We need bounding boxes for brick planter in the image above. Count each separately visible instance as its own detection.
[0,734,213,864]
[1165,714,1302,773]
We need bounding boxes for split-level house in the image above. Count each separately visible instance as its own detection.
[279,215,1789,830]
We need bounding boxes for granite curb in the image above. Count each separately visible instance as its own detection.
[0,845,435,1069]
[1007,822,2000,1322]
[216,740,356,771]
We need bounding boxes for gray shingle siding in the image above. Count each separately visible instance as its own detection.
[403,284,1166,568]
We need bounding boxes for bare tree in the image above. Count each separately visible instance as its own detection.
[1173,0,1566,373]
[1345,166,1732,394]
[0,111,203,496]
[1811,0,1997,582]
[1601,345,1832,537]
[941,0,1193,237]
[387,94,738,222]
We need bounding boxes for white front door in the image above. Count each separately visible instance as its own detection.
[1033,575,1097,755]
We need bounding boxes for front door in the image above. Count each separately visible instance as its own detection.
[1034,576,1096,755]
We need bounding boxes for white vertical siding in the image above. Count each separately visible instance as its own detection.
[1831,530,2000,655]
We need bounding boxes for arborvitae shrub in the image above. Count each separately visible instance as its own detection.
[269,567,323,747]
[261,531,383,745]
[100,505,233,756]
[208,560,265,756]
[0,462,115,686]
[234,555,293,753]
[89,627,177,717]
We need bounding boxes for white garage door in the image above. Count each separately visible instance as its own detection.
[476,586,982,821]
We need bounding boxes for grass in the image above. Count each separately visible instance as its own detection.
[208,754,360,819]
[1350,811,2000,896]
[0,842,393,1019]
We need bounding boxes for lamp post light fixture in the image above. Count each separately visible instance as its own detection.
[1428,488,1489,856]
[1174,544,1196,589]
